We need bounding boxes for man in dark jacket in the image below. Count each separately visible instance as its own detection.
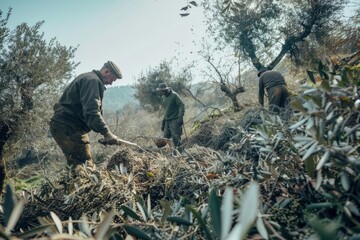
[258,67,290,114]
[50,61,123,169]
[156,83,185,154]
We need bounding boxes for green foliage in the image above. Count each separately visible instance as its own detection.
[2,58,358,239]
[0,19,77,118]
[246,59,360,237]
[133,61,191,112]
[221,56,360,238]
[308,216,340,240]
[290,60,360,234]
[0,5,359,239]
[2,184,25,236]
[0,8,77,194]
[204,0,349,69]
[11,176,44,191]
[0,10,77,136]
[133,61,172,112]
[0,182,264,239]
[191,108,224,133]
[268,199,305,231]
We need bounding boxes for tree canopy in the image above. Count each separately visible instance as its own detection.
[133,61,191,112]
[204,0,348,70]
[0,8,78,193]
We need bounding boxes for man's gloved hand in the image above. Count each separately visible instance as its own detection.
[161,119,165,132]
[178,118,184,127]
[98,131,120,145]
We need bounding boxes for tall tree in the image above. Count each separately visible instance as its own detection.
[0,9,77,194]
[204,0,348,70]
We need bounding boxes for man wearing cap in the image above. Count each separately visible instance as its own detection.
[156,83,185,154]
[258,67,290,114]
[50,61,123,170]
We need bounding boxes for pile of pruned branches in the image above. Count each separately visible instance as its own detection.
[1,60,360,239]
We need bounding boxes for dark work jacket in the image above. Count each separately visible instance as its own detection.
[161,89,185,121]
[258,70,287,106]
[51,70,109,135]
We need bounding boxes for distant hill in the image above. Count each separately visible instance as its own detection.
[103,85,139,112]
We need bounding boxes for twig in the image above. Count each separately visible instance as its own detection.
[183,87,207,107]
[263,219,287,240]
[23,189,64,212]
[267,167,285,202]
[179,225,200,239]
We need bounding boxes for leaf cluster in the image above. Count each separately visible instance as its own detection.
[239,59,360,238]
[290,60,360,235]
[0,181,264,240]
[205,0,349,69]
[0,9,77,148]
[133,61,191,113]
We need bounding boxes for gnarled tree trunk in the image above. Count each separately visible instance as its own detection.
[206,57,246,112]
[220,83,245,112]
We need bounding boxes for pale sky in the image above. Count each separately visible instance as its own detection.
[1,1,358,87]
[0,0,206,86]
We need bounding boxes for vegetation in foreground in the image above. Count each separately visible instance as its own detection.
[0,58,359,240]
[0,2,359,239]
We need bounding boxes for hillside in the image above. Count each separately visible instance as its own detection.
[102,85,139,112]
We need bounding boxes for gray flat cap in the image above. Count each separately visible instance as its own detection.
[105,61,122,79]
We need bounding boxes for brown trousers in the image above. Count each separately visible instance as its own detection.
[267,84,290,114]
[49,120,92,167]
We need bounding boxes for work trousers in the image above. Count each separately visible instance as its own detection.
[267,84,290,115]
[49,120,93,167]
[163,119,183,151]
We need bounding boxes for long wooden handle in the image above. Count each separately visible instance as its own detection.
[116,138,138,146]
[98,138,138,147]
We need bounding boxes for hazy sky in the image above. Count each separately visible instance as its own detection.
[1,1,358,87]
[0,0,206,86]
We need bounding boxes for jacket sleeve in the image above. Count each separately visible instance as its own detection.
[176,95,185,118]
[79,78,109,135]
[258,77,265,106]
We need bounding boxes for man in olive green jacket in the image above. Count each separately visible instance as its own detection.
[50,61,123,168]
[156,83,185,154]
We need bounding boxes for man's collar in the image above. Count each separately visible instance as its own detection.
[165,89,172,96]
[93,70,106,88]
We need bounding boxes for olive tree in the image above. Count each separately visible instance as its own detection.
[204,0,348,70]
[0,9,77,194]
[133,61,191,112]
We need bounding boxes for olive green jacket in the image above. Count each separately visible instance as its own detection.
[51,70,109,135]
[161,89,185,121]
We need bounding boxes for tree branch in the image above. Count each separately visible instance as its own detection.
[206,57,225,83]
[269,20,315,69]
[183,87,207,107]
